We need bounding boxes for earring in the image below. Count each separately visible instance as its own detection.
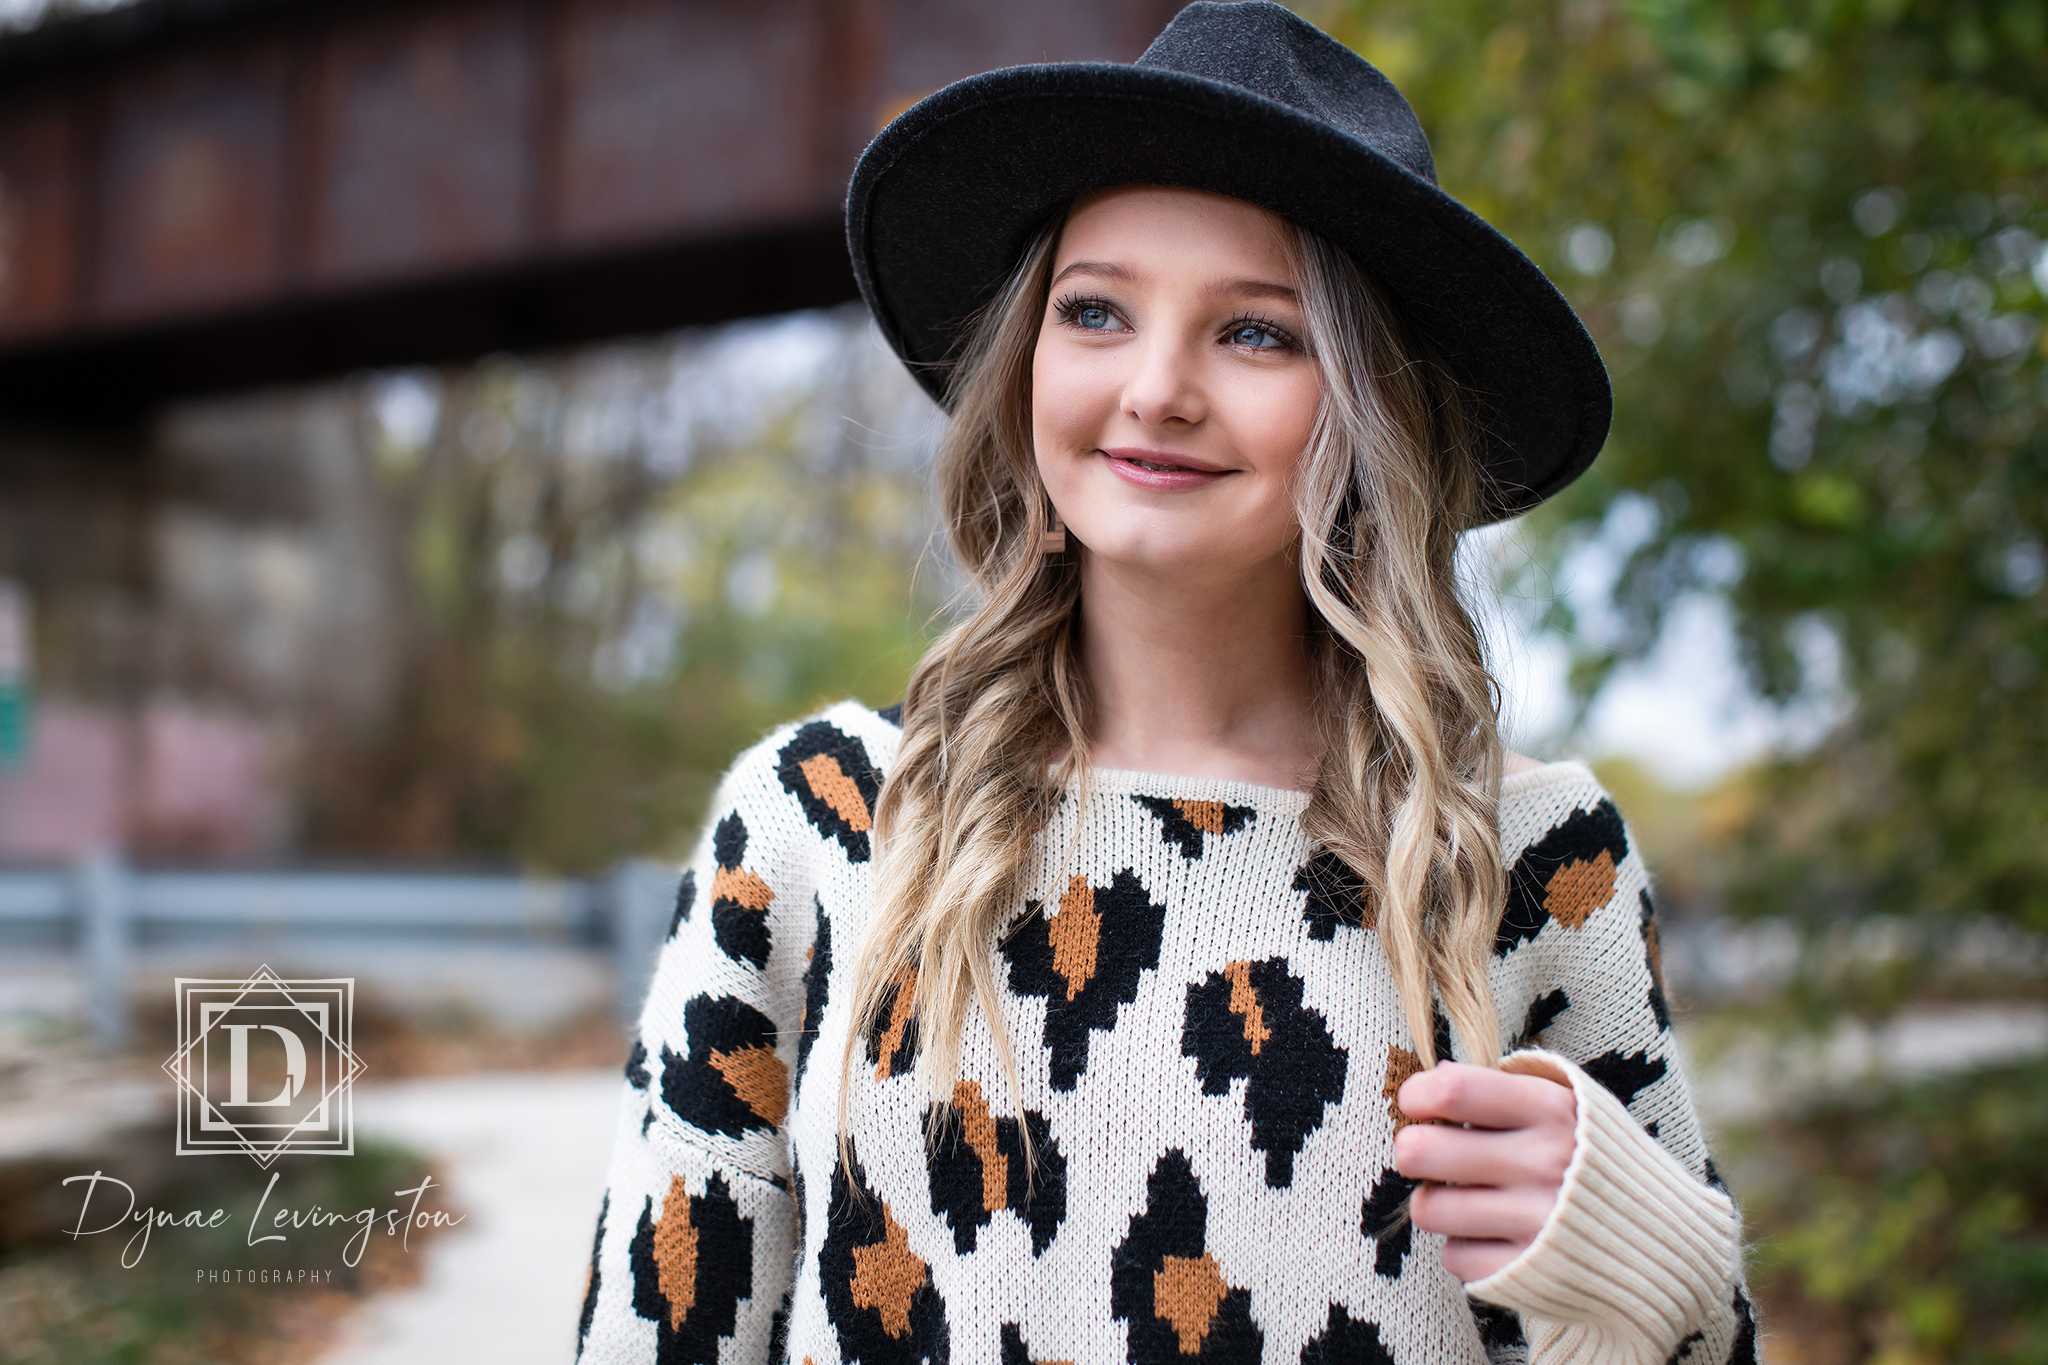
[1040,507,1067,555]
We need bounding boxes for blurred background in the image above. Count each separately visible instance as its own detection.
[0,0,2043,1361]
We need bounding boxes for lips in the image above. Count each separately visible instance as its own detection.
[1102,447,1228,474]
[1100,447,1233,491]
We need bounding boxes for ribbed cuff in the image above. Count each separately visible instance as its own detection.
[1466,1050,1740,1365]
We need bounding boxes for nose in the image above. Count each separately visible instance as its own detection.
[1121,331,1206,429]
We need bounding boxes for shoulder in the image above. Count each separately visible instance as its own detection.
[708,700,904,864]
[720,699,903,788]
[1498,757,1628,867]
[1493,758,1654,978]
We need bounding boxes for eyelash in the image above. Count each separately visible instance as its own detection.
[1052,293,1301,352]
[1226,312,1302,351]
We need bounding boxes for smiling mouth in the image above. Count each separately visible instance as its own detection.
[1103,448,1229,475]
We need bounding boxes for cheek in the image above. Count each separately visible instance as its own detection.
[1030,342,1104,455]
[1239,370,1322,469]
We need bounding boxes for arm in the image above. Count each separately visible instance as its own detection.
[1397,783,1753,1365]
[576,734,815,1364]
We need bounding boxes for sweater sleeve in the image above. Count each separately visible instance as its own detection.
[1470,775,1758,1365]
[575,728,820,1364]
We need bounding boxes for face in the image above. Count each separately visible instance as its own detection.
[1031,186,1322,585]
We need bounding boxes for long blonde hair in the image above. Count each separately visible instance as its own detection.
[838,204,1507,1154]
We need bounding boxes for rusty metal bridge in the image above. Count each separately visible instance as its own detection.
[0,0,1176,421]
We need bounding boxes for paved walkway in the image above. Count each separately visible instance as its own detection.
[316,1069,622,1365]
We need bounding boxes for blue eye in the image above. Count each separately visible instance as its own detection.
[1054,294,1129,333]
[1230,322,1288,349]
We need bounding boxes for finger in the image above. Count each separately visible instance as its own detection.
[1440,1237,1525,1283]
[1408,1182,1556,1245]
[1398,1062,1576,1131]
[1392,1122,1574,1188]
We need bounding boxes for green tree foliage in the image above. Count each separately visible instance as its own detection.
[1311,0,2048,938]
[1306,1,2048,1356]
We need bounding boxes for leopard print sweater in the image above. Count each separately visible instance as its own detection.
[575,701,1753,1365]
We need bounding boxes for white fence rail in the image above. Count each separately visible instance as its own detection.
[0,854,681,1048]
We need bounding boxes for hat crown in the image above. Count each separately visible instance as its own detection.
[1136,1,1437,186]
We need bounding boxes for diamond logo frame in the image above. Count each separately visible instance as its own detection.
[163,965,366,1167]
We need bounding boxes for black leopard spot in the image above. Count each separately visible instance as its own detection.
[1497,800,1628,956]
[627,1172,753,1364]
[625,1038,650,1090]
[1182,957,1348,1186]
[1001,868,1168,1091]
[1295,850,1373,937]
[924,1080,1066,1255]
[659,995,788,1139]
[820,1139,950,1364]
[876,702,903,726]
[707,813,774,970]
[864,964,919,1081]
[1110,1151,1262,1364]
[1299,1305,1394,1364]
[1133,795,1256,860]
[1731,1288,1759,1365]
[1359,1167,1418,1279]
[1580,1047,1668,1108]
[577,1191,607,1353]
[1000,1324,1038,1365]
[1517,988,1571,1048]
[669,869,695,938]
[1641,889,1672,1029]
[791,1162,808,1267]
[1470,1301,1526,1353]
[1667,1327,1705,1365]
[777,721,883,862]
[797,896,832,1082]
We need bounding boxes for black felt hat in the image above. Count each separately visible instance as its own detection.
[845,0,1611,522]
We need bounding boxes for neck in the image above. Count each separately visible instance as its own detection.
[1076,547,1322,792]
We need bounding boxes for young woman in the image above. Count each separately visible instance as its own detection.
[577,5,1750,1364]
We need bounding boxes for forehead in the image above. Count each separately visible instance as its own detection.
[1053,186,1296,280]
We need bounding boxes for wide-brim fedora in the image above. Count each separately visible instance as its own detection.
[845,0,1611,523]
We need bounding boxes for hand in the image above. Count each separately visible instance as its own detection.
[1393,1061,1578,1281]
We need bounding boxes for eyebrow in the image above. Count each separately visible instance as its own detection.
[1048,260,1298,302]
[1050,260,1136,287]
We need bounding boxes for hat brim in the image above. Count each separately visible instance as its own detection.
[846,62,1612,524]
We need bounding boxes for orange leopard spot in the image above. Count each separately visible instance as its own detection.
[1221,960,1270,1055]
[709,1045,789,1126]
[653,1175,697,1327]
[799,753,873,832]
[849,1200,927,1338]
[1171,799,1230,834]
[709,864,775,911]
[952,1079,1008,1213]
[1153,1252,1229,1353]
[1049,875,1100,1002]
[1544,849,1617,928]
[874,965,918,1079]
[1383,1044,1423,1131]
[1646,915,1664,984]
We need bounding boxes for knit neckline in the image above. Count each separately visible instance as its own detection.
[1077,764,1315,815]
[1063,756,1599,818]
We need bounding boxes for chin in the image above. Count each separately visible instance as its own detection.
[1077,525,1268,579]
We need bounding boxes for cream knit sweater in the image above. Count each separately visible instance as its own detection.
[576,701,1753,1365]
